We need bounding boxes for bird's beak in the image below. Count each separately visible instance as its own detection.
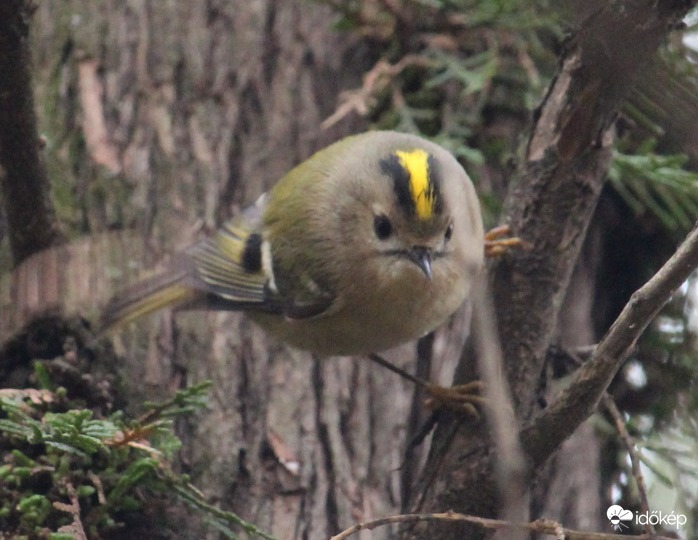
[408,247,433,280]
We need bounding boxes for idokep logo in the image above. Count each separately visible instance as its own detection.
[607,505,633,531]
[606,504,688,532]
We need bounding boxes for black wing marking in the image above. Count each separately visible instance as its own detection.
[185,195,273,309]
[186,195,336,319]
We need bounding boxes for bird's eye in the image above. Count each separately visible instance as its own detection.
[373,214,393,240]
[444,222,453,241]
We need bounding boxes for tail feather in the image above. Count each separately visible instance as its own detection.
[101,268,199,331]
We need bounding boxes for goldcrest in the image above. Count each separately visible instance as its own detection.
[103,131,484,356]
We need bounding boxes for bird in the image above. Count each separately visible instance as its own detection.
[102,130,485,360]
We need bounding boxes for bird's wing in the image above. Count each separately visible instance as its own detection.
[187,195,272,307]
[188,195,335,319]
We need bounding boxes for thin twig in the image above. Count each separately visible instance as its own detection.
[53,482,88,540]
[471,277,528,539]
[329,510,676,540]
[321,55,432,128]
[551,346,656,536]
[601,395,655,536]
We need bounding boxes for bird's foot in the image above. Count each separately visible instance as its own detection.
[485,225,531,258]
[424,380,486,418]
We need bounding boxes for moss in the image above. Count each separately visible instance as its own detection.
[0,317,272,539]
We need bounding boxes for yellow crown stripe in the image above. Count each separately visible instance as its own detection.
[395,149,435,220]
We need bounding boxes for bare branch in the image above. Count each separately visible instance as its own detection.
[602,395,654,536]
[523,221,698,464]
[544,346,656,535]
[331,510,676,540]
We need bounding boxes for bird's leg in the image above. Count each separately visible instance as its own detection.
[368,353,485,417]
[485,224,531,258]
[423,380,486,417]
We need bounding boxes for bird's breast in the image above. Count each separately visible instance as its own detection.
[249,259,469,356]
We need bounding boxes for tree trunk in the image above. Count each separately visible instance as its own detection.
[0,0,64,266]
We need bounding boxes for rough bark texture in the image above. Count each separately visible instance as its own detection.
[401,2,697,539]
[0,0,64,266]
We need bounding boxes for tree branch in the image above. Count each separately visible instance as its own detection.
[522,221,698,464]
[601,395,654,536]
[333,510,676,540]
[494,0,697,418]
[0,0,64,267]
[404,2,697,538]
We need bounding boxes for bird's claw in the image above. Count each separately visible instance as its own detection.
[424,380,486,418]
[485,225,531,258]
